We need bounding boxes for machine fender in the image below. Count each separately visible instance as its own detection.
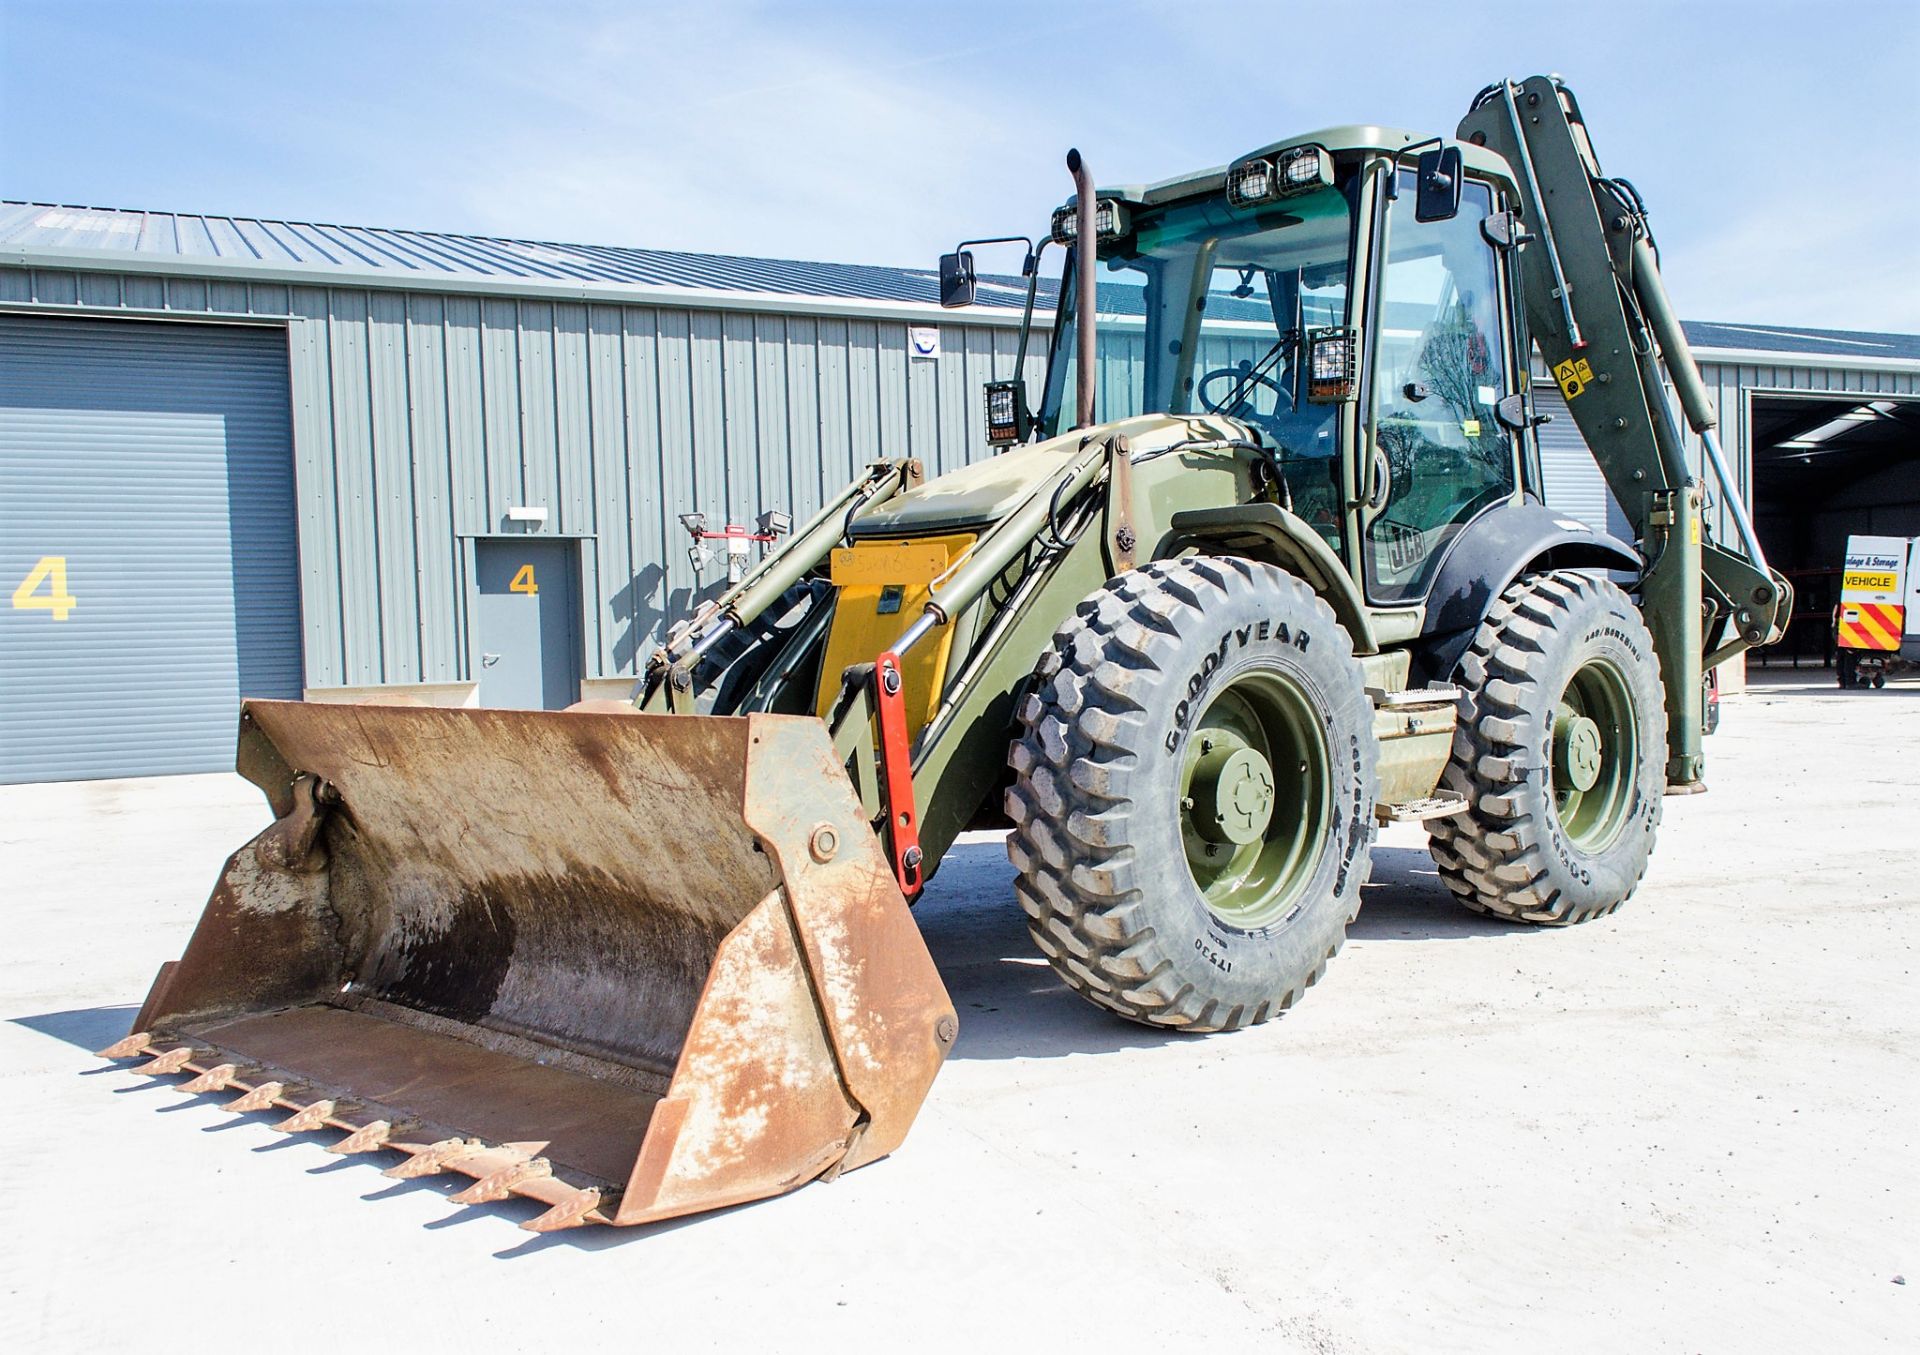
[1169,504,1378,654]
[1411,497,1641,687]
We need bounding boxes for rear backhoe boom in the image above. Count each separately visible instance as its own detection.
[1458,76,1790,784]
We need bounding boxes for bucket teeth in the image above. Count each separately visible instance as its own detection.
[384,1138,483,1180]
[272,1100,336,1134]
[136,1047,196,1076]
[451,1157,552,1205]
[326,1120,394,1155]
[522,1186,609,1233]
[179,1063,239,1094]
[224,1081,285,1113]
[97,1032,153,1060]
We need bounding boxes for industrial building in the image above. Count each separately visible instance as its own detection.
[2,200,1916,782]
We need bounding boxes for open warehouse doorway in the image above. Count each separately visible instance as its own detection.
[1748,391,1920,670]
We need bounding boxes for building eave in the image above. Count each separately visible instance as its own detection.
[0,243,1033,329]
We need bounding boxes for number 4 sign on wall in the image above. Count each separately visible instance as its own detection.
[11,556,78,620]
[510,563,538,595]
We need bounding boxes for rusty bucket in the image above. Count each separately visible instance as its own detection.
[99,701,955,1231]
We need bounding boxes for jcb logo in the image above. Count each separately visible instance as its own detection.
[1553,356,1595,400]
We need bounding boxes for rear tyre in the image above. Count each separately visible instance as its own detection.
[1005,557,1376,1032]
[1429,570,1666,925]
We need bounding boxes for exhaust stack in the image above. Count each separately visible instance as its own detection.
[1067,148,1097,430]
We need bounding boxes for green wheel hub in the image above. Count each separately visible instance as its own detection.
[1551,658,1637,851]
[1180,673,1330,929]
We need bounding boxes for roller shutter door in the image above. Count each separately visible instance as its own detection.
[0,316,301,782]
[1534,382,1632,541]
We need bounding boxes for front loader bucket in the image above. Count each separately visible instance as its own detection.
[99,701,956,1231]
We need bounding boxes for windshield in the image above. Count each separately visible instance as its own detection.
[1039,169,1358,544]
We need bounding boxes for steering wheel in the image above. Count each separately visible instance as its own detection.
[1197,364,1290,420]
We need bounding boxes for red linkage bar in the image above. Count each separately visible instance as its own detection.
[873,652,924,898]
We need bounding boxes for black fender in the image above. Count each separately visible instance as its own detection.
[1409,498,1642,688]
[1169,504,1379,654]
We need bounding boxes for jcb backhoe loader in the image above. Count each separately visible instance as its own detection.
[102,77,1789,1231]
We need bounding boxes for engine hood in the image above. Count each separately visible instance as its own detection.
[849,412,1251,538]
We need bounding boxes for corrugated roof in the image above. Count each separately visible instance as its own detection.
[1677,318,1920,363]
[0,200,1035,310]
[3,201,1915,360]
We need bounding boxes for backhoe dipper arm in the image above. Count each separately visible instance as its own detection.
[1458,76,1791,787]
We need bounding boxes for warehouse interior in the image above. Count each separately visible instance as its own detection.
[1748,392,1920,666]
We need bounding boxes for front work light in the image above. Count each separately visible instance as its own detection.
[1307,327,1358,403]
[1050,198,1131,246]
[1226,144,1333,207]
[984,379,1032,447]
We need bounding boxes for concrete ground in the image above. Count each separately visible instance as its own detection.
[3,670,1914,1353]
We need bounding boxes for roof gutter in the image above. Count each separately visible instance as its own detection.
[1688,344,1920,375]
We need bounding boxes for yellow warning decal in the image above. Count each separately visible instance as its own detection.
[1553,356,1595,400]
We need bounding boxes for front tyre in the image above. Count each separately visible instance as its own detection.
[1006,557,1376,1032]
[1429,570,1666,925]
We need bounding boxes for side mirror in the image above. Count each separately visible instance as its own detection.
[938,250,977,308]
[1414,145,1463,223]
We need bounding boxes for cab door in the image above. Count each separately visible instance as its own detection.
[1360,171,1520,605]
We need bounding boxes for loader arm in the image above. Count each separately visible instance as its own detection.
[1458,77,1791,786]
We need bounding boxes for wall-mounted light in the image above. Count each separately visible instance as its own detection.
[506,505,548,524]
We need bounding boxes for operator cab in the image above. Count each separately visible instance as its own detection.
[993,129,1532,618]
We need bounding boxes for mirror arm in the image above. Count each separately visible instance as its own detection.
[1385,136,1444,198]
[1012,238,1053,386]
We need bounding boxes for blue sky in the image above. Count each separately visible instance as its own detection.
[3,0,1915,330]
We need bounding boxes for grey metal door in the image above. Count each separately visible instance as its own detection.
[475,538,581,708]
[1535,381,1632,540]
[0,316,302,783]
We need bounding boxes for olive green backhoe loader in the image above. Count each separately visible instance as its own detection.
[101,76,1788,1230]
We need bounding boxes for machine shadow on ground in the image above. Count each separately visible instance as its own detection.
[1347,845,1536,941]
[10,1004,139,1054]
[8,832,1528,1259]
[913,834,1527,1067]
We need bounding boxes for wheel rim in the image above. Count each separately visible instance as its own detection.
[1179,671,1331,930]
[1551,657,1637,852]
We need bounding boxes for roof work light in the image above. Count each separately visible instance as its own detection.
[1049,199,1131,247]
[1226,144,1334,207]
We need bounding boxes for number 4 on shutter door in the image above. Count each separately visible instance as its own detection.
[12,556,78,620]
[510,563,538,595]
